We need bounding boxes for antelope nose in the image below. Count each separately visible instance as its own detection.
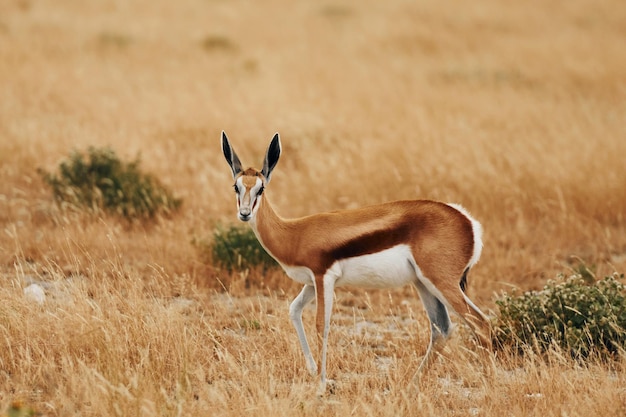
[239,207,251,221]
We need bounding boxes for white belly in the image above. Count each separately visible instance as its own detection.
[281,264,315,286]
[279,244,417,289]
[335,244,416,289]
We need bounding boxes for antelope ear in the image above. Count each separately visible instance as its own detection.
[261,133,281,183]
[221,131,243,179]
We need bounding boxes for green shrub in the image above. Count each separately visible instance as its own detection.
[40,147,181,221]
[493,272,626,359]
[210,224,277,272]
[6,401,37,417]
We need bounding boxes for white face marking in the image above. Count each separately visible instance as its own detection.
[249,178,264,199]
[235,176,246,213]
[235,177,264,222]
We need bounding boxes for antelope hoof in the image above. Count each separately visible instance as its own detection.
[316,378,337,397]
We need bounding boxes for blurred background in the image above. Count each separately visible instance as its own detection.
[1,0,625,299]
[1,1,626,414]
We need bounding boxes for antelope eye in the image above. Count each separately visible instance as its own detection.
[233,184,240,194]
[257,186,264,196]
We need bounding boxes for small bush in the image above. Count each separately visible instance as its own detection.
[210,224,277,272]
[200,35,237,52]
[493,272,626,359]
[5,401,38,417]
[40,147,181,221]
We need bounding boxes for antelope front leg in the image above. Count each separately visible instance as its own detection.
[315,273,337,395]
[289,285,317,375]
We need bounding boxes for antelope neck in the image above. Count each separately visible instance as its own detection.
[249,195,296,265]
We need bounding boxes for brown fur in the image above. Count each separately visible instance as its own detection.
[234,166,490,381]
[254,192,474,280]
[246,171,488,337]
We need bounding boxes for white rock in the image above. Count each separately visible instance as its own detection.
[24,283,46,304]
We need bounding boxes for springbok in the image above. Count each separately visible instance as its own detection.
[221,132,491,393]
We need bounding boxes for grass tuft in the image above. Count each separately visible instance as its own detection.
[39,147,182,222]
[5,401,38,417]
[200,35,237,52]
[209,223,277,272]
[493,270,626,359]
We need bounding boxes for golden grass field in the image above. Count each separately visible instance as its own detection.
[1,0,626,415]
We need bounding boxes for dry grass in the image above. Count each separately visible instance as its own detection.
[1,0,626,415]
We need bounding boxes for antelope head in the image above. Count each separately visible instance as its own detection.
[221,131,281,222]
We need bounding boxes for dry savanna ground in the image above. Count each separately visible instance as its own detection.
[1,0,626,415]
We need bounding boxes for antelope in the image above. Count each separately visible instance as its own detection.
[221,132,491,393]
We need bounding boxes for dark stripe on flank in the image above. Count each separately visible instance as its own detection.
[460,267,469,292]
[329,224,411,261]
